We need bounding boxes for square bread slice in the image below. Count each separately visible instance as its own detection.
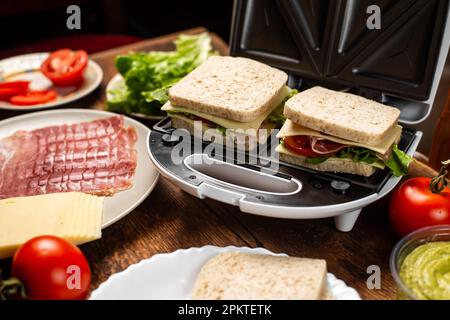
[169,56,288,123]
[284,86,400,146]
[278,152,378,177]
[191,252,327,300]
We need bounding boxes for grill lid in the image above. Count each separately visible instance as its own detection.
[229,0,450,124]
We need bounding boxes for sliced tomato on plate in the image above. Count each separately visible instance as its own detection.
[9,89,57,106]
[0,88,21,101]
[40,49,88,87]
[0,81,30,101]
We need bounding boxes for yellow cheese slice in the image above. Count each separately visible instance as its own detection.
[162,86,290,131]
[58,192,77,236]
[81,193,91,241]
[86,195,102,241]
[94,196,104,239]
[69,193,102,244]
[275,144,385,169]
[0,192,103,258]
[67,192,83,242]
[85,195,95,239]
[277,119,402,154]
[74,192,90,242]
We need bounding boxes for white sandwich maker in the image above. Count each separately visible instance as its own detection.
[147,0,450,231]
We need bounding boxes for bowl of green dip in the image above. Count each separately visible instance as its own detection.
[390,225,450,300]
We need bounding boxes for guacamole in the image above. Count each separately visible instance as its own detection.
[399,241,450,300]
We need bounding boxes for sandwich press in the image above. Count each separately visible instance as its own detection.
[147,0,450,231]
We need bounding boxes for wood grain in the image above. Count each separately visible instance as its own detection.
[0,28,403,300]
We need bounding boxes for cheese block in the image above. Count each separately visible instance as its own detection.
[162,86,290,131]
[0,192,103,258]
[277,119,402,155]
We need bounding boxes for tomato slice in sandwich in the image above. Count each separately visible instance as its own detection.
[284,136,322,157]
[283,136,346,157]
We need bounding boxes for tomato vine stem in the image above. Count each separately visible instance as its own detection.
[430,159,450,194]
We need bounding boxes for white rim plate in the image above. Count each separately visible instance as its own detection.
[0,108,159,228]
[106,74,165,120]
[90,246,361,300]
[0,52,103,111]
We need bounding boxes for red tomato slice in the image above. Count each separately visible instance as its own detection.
[0,88,21,101]
[9,90,57,106]
[0,81,30,90]
[40,49,88,87]
[283,136,323,157]
[0,81,30,101]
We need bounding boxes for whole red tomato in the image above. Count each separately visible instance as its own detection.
[389,177,450,236]
[12,235,91,300]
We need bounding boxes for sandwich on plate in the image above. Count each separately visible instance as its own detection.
[276,86,412,177]
[161,56,296,149]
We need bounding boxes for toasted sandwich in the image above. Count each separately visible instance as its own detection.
[162,56,296,149]
[276,86,412,177]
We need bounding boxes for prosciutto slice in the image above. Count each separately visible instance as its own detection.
[0,116,137,199]
[309,137,347,155]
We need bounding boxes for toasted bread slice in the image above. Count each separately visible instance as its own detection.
[276,144,378,177]
[191,252,327,300]
[169,56,288,123]
[284,86,400,146]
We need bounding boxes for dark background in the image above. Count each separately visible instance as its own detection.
[0,0,234,58]
[0,0,448,155]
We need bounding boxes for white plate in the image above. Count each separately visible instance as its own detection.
[90,246,361,300]
[0,53,103,111]
[106,74,165,120]
[0,108,159,228]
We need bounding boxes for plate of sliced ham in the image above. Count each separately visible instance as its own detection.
[0,108,159,228]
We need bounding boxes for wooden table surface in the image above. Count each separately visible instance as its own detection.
[0,27,402,300]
